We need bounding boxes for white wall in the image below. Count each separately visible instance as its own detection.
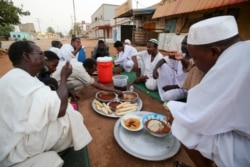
[158,33,187,52]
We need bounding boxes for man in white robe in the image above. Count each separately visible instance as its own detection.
[58,37,82,61]
[52,58,121,94]
[167,16,250,167]
[153,36,189,102]
[156,56,186,101]
[114,41,138,72]
[0,41,92,167]
[133,39,163,90]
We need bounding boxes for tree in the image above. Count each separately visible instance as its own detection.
[0,0,30,26]
[47,26,55,34]
[68,24,82,37]
[58,32,64,38]
[0,24,14,40]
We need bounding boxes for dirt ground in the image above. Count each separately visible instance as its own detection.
[0,39,194,167]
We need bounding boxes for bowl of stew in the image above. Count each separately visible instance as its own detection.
[121,114,143,131]
[95,91,116,102]
[142,113,171,137]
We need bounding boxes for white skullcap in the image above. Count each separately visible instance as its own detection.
[187,16,238,45]
[149,38,159,45]
[124,39,131,45]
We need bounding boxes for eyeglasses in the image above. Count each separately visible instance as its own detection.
[30,51,44,55]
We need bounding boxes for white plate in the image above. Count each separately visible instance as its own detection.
[92,98,143,118]
[114,111,180,161]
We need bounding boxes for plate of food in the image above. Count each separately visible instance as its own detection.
[92,98,143,118]
[113,111,180,161]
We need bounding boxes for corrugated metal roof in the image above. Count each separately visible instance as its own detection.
[153,0,249,19]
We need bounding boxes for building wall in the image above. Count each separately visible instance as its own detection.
[10,32,31,40]
[19,23,36,33]
[103,5,118,20]
[89,4,118,39]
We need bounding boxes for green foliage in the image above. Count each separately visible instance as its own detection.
[58,32,64,38]
[0,24,14,39]
[68,24,82,37]
[0,0,30,26]
[47,26,55,33]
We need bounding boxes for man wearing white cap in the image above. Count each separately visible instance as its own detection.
[124,39,131,45]
[167,16,250,167]
[133,39,164,90]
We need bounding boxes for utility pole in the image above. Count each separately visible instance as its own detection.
[72,0,77,36]
[36,18,41,33]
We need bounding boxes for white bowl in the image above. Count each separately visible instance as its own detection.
[142,113,171,137]
[121,114,143,131]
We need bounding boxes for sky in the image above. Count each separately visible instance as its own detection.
[12,0,161,35]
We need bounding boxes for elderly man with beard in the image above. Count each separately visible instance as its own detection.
[0,41,92,167]
[167,16,250,167]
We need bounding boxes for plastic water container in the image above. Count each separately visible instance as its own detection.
[112,75,128,91]
[97,57,113,84]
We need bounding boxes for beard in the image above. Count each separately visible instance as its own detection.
[40,63,49,73]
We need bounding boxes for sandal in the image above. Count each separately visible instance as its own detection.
[173,161,191,167]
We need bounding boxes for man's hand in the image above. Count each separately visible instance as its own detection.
[61,61,72,80]
[153,68,159,79]
[169,52,184,60]
[114,89,122,96]
[162,85,179,91]
[134,76,147,84]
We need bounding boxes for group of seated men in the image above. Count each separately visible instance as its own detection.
[46,36,198,103]
[1,15,249,167]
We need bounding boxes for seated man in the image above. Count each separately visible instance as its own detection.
[49,40,62,56]
[58,37,82,61]
[167,16,250,167]
[52,58,121,95]
[113,40,137,72]
[91,40,109,60]
[132,39,163,90]
[37,50,60,90]
[153,36,191,101]
[0,41,92,167]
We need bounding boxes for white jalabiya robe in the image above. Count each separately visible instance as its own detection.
[168,41,250,167]
[58,44,76,61]
[0,69,92,167]
[52,59,95,93]
[114,45,137,71]
[157,56,187,101]
[137,51,163,90]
